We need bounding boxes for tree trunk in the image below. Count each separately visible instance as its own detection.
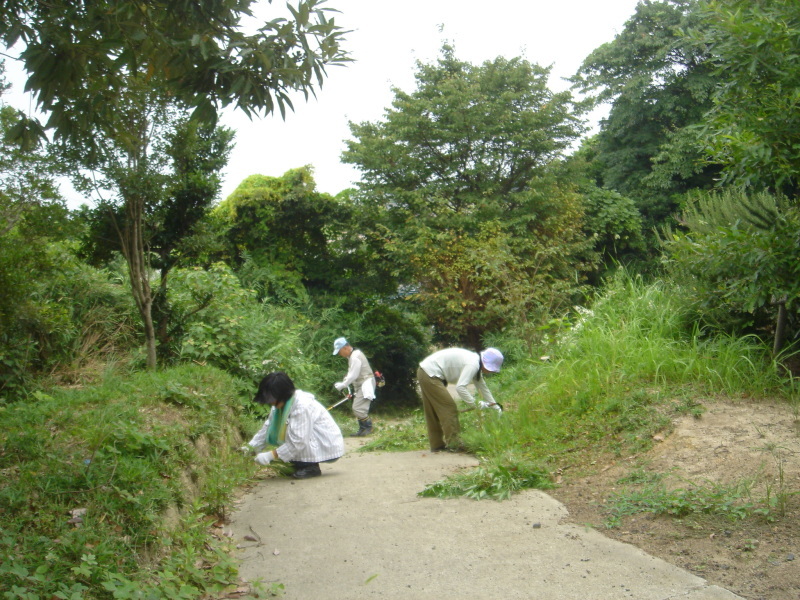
[155,263,173,359]
[773,300,788,357]
[118,194,157,370]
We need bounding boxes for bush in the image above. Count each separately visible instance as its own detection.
[0,240,138,402]
[170,263,325,392]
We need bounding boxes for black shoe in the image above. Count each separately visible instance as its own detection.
[351,418,372,437]
[292,464,322,479]
[432,445,467,453]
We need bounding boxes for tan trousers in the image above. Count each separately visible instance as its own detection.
[352,391,371,420]
[417,367,460,450]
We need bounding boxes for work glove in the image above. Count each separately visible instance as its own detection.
[240,445,252,454]
[479,401,503,414]
[334,381,346,391]
[255,452,274,466]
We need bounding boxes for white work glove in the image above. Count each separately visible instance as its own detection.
[240,445,252,454]
[255,452,274,466]
[334,381,346,391]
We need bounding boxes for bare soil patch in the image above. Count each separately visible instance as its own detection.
[550,397,800,600]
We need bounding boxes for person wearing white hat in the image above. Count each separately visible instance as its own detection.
[417,347,504,452]
[332,337,377,436]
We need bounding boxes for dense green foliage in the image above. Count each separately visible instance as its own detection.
[0,226,138,401]
[2,0,800,593]
[1,0,349,147]
[216,167,347,298]
[0,365,259,599]
[663,189,800,351]
[344,45,594,347]
[572,0,719,229]
[693,0,800,193]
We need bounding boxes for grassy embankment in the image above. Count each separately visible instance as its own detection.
[0,364,277,599]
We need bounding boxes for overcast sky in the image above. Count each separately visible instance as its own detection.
[218,0,642,199]
[4,0,642,205]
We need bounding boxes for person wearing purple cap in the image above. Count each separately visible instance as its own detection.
[417,347,504,452]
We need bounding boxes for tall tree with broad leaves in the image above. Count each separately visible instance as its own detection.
[343,45,593,348]
[0,0,349,148]
[4,1,348,370]
[571,0,719,229]
[69,80,174,370]
[691,0,800,195]
[671,0,800,357]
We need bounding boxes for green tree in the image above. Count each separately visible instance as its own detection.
[343,45,592,347]
[80,117,235,360]
[216,166,347,300]
[663,189,800,355]
[1,0,349,146]
[692,0,800,193]
[572,0,719,228]
[4,0,349,371]
[74,83,175,370]
[0,103,65,236]
[566,140,646,278]
[582,186,645,278]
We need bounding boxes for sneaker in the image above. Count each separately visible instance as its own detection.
[292,464,322,479]
[479,401,503,414]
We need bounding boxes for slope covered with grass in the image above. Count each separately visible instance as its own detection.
[0,364,261,599]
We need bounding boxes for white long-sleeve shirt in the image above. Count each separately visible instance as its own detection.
[419,348,497,408]
[339,348,376,399]
[248,390,344,462]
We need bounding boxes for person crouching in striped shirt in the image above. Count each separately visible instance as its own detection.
[243,372,345,479]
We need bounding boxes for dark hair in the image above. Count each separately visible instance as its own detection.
[254,372,296,405]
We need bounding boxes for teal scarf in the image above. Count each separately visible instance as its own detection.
[266,396,294,446]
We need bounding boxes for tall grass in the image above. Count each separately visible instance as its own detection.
[428,272,791,497]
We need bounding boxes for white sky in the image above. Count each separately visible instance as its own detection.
[218,0,641,199]
[3,0,642,206]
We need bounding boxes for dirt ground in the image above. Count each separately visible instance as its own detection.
[549,397,800,600]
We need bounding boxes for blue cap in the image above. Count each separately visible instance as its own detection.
[333,337,348,355]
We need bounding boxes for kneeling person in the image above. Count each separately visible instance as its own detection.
[245,372,345,479]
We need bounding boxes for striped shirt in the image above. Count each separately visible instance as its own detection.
[248,390,345,462]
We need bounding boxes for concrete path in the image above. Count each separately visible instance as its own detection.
[229,438,743,599]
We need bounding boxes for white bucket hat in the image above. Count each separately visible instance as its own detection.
[480,348,504,373]
[332,337,349,355]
